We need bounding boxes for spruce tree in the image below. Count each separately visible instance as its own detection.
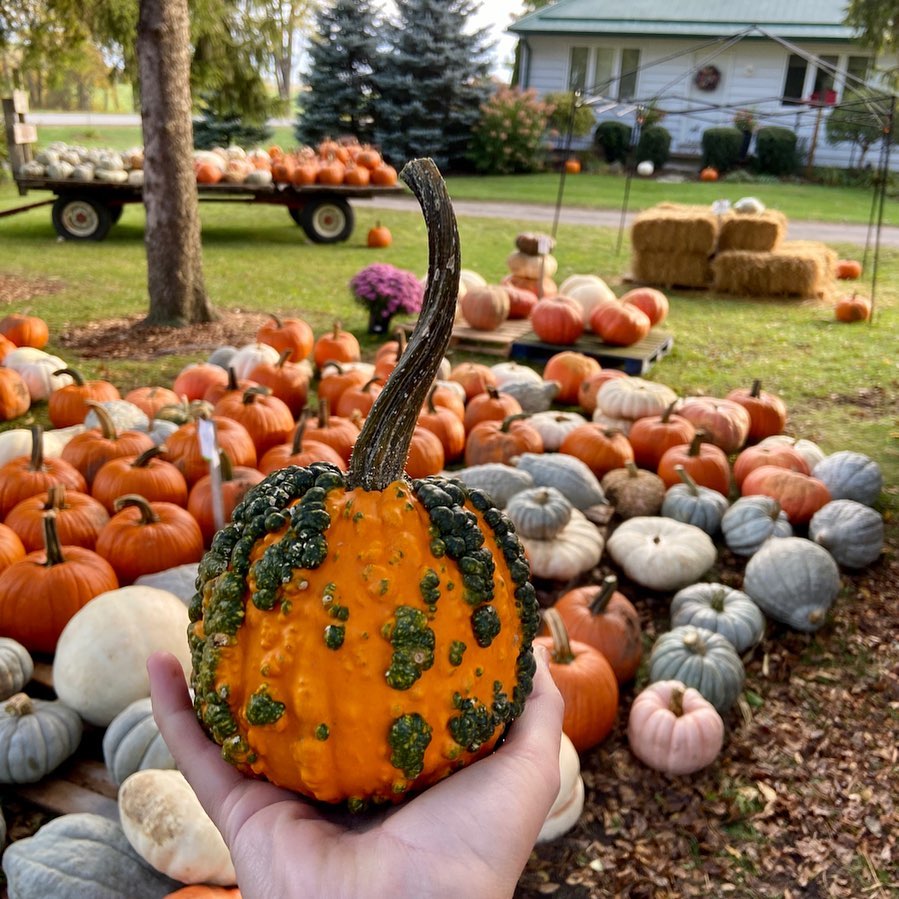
[295,0,380,146]
[372,0,493,172]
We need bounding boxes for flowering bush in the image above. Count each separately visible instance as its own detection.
[350,263,424,332]
[467,86,554,175]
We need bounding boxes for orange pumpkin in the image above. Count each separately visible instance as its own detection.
[627,401,697,471]
[836,259,862,280]
[313,321,361,370]
[165,415,258,487]
[740,465,831,524]
[173,362,229,402]
[530,295,585,345]
[676,396,751,455]
[543,351,601,406]
[559,423,635,479]
[367,222,393,248]
[188,454,266,546]
[5,484,109,552]
[564,158,582,174]
[501,272,558,298]
[657,432,731,496]
[620,287,669,326]
[124,385,181,420]
[247,350,309,420]
[504,284,538,319]
[577,369,628,415]
[0,313,49,348]
[0,366,32,421]
[256,313,314,363]
[195,162,223,185]
[459,285,510,331]
[417,387,466,462]
[725,379,787,442]
[404,425,445,478]
[733,443,810,489]
[449,362,496,400]
[47,367,121,429]
[302,400,361,464]
[202,367,259,408]
[257,417,347,475]
[699,166,719,182]
[0,333,17,363]
[91,445,189,513]
[463,414,544,466]
[590,302,651,347]
[0,523,26,573]
[317,362,370,411]
[463,385,522,434]
[335,377,384,420]
[214,387,296,458]
[370,163,398,186]
[835,293,871,323]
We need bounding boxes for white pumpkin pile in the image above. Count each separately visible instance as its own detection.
[19,142,144,186]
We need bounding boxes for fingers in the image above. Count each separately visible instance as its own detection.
[501,644,564,762]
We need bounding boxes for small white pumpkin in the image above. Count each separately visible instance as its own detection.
[52,586,192,726]
[536,733,584,842]
[557,275,617,326]
[229,341,281,380]
[606,517,716,592]
[489,362,544,388]
[528,411,588,451]
[591,408,633,434]
[0,638,33,701]
[119,769,236,885]
[83,400,150,433]
[596,377,679,421]
[6,355,72,402]
[515,508,604,581]
[459,269,488,294]
[809,499,884,569]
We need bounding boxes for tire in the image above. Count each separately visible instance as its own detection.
[51,195,113,241]
[109,205,124,225]
[299,196,354,243]
[288,206,303,226]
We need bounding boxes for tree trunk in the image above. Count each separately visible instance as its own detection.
[137,0,217,326]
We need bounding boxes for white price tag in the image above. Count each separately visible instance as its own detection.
[536,235,552,256]
[198,417,219,462]
[712,199,731,215]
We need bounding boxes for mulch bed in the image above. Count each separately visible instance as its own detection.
[0,275,66,307]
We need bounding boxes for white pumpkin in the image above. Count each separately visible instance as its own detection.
[606,517,717,592]
[557,275,617,326]
[319,360,376,381]
[42,424,87,457]
[52,586,192,727]
[757,434,826,471]
[119,769,236,886]
[528,411,588,451]
[596,377,679,421]
[591,408,633,435]
[536,733,584,843]
[229,341,280,380]
[4,352,72,402]
[515,508,604,580]
[489,362,544,389]
[459,269,488,295]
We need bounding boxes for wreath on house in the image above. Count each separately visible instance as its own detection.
[695,65,721,91]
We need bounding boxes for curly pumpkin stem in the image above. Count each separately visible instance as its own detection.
[588,575,619,615]
[542,607,576,665]
[290,415,309,454]
[41,510,67,567]
[500,412,530,433]
[85,400,118,440]
[242,385,273,405]
[668,686,685,717]
[114,493,159,524]
[53,367,86,387]
[268,312,285,329]
[4,693,33,717]
[348,158,460,491]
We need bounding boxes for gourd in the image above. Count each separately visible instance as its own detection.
[661,465,729,535]
[606,517,717,592]
[601,461,666,519]
[512,508,604,580]
[670,583,765,653]
[453,463,533,507]
[515,452,605,510]
[0,637,33,700]
[0,692,83,783]
[536,733,584,843]
[188,160,540,807]
[648,626,745,714]
[103,696,176,785]
[505,487,572,539]
[119,769,236,885]
[1,813,182,899]
[627,680,724,776]
[742,537,840,632]
[809,499,884,569]
[721,495,792,557]
[812,451,883,507]
[53,585,193,726]
[498,378,560,413]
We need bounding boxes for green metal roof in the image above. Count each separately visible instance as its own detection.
[509,0,858,41]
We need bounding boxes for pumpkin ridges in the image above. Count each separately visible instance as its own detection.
[5,484,109,552]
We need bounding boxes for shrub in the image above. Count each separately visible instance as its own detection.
[545,92,597,138]
[755,126,800,176]
[594,120,633,164]
[466,86,553,175]
[701,127,743,172]
[636,124,671,169]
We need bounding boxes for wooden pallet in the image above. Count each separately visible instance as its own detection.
[509,329,675,375]
[399,317,534,357]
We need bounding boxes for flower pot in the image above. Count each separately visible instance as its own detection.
[367,307,392,335]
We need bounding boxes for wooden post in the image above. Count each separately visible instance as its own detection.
[805,103,825,179]
[3,90,36,195]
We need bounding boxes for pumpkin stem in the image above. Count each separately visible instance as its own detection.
[588,575,619,615]
[317,398,331,428]
[133,445,166,468]
[320,360,346,376]
[85,401,118,440]
[114,494,160,524]
[242,386,272,405]
[682,629,705,655]
[53,367,86,387]
[45,483,68,511]
[750,379,762,398]
[347,159,459,491]
[219,450,234,482]
[710,587,727,613]
[485,384,500,400]
[668,686,685,717]
[501,412,530,433]
[625,461,640,479]
[276,348,292,368]
[226,367,240,391]
[674,464,700,496]
[4,693,33,717]
[268,313,284,329]
[660,400,678,423]
[541,607,576,665]
[769,499,782,520]
[291,415,309,454]
[687,432,706,457]
[29,425,45,472]
[361,376,383,394]
[41,510,66,567]
[426,384,439,415]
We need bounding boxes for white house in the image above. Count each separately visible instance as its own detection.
[508,0,895,168]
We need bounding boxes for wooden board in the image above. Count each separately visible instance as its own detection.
[399,317,534,357]
[509,329,674,375]
[13,759,119,821]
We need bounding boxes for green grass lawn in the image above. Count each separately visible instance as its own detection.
[0,177,895,522]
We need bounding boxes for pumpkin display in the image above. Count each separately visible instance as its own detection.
[119,769,236,886]
[0,509,119,655]
[459,285,510,331]
[648,625,745,714]
[1,812,182,899]
[214,386,295,457]
[733,442,810,489]
[515,451,605,510]
[5,484,109,552]
[453,463,534,508]
[464,413,544,466]
[255,313,313,363]
[740,465,830,525]
[96,495,205,585]
[542,352,601,405]
[834,293,871,322]
[0,637,33,701]
[809,499,884,569]
[0,366,31,421]
[606,516,717,592]
[0,692,83,784]
[627,401,696,471]
[553,575,642,683]
[536,733,584,843]
[103,696,176,786]
[313,321,361,370]
[463,384,522,433]
[725,379,787,441]
[528,411,588,452]
[621,287,669,326]
[590,301,651,347]
[0,523,26,573]
[676,396,751,454]
[660,464,729,535]
[0,312,49,349]
[173,362,229,401]
[670,583,765,654]
[627,680,724,776]
[559,423,634,479]
[530,295,585,345]
[188,456,266,546]
[534,608,619,751]
[53,584,192,726]
[596,377,678,421]
[812,451,883,507]
[601,461,666,519]
[258,418,347,475]
[188,159,541,807]
[91,445,189,512]
[836,259,862,280]
[47,367,121,428]
[657,432,731,497]
[166,415,258,486]
[720,495,792,557]
[742,537,840,632]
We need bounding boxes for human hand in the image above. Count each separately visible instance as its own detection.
[149,646,564,899]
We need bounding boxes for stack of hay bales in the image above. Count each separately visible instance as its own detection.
[630,204,717,289]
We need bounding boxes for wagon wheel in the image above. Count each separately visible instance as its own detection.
[299,195,354,244]
[51,195,113,241]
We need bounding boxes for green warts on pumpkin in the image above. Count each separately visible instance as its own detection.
[246,686,286,726]
[383,606,436,690]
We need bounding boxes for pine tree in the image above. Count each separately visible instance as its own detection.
[372,0,493,172]
[295,0,380,146]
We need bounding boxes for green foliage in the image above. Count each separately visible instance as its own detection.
[295,0,379,146]
[701,127,744,172]
[370,0,492,172]
[846,0,899,77]
[635,124,671,169]
[825,88,890,168]
[755,126,800,176]
[593,120,633,164]
[192,95,273,150]
[544,92,596,138]
[467,87,552,174]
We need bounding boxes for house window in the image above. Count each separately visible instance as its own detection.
[810,54,839,105]
[845,55,871,97]
[593,48,614,94]
[619,48,641,100]
[569,47,588,91]
[782,53,808,105]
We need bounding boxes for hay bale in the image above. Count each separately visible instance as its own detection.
[712,240,837,298]
[631,203,719,254]
[632,250,713,289]
[717,210,788,252]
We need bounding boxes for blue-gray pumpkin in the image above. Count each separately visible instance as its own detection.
[661,464,729,535]
[812,451,882,507]
[670,583,765,654]
[809,499,884,569]
[721,495,792,557]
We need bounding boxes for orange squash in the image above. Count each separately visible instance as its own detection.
[835,293,871,323]
[367,221,393,248]
[313,321,361,370]
[256,313,314,363]
[836,259,862,280]
[0,313,49,349]
[699,166,719,182]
